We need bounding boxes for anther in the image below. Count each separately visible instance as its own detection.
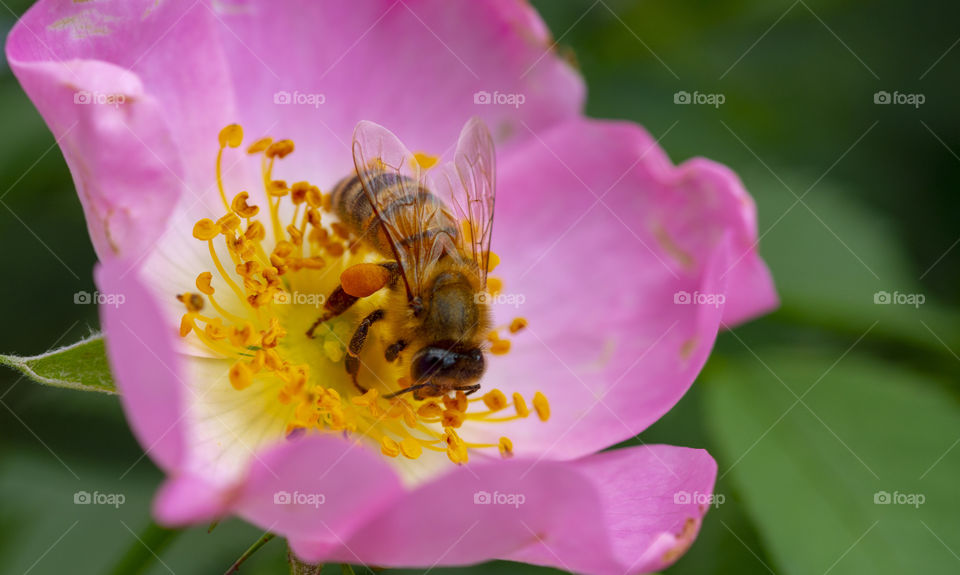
[218,124,243,149]
[229,361,253,391]
[509,317,528,334]
[498,437,514,459]
[533,391,550,422]
[265,139,294,159]
[176,293,204,313]
[193,219,220,241]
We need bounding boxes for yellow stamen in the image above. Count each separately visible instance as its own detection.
[380,436,401,458]
[490,339,511,355]
[533,391,551,422]
[413,152,438,170]
[176,293,204,313]
[482,389,508,411]
[513,393,530,418]
[498,437,514,458]
[229,361,253,391]
[509,317,528,334]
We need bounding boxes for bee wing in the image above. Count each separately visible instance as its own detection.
[352,120,458,299]
[434,117,497,288]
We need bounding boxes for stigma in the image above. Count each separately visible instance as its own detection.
[175,124,549,466]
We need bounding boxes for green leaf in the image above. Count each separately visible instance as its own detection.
[0,334,116,394]
[704,350,960,575]
[746,172,960,357]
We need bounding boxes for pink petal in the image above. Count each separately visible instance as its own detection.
[6,0,243,262]
[207,0,584,184]
[289,457,614,569]
[6,0,584,254]
[679,159,778,326]
[232,435,404,542]
[505,445,718,574]
[468,119,775,459]
[95,259,187,472]
[154,473,231,526]
[290,445,715,574]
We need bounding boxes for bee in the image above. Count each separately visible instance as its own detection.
[307,117,497,400]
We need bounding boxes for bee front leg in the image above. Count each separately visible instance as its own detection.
[384,340,408,362]
[453,383,481,397]
[383,381,439,400]
[345,309,385,393]
[306,286,358,338]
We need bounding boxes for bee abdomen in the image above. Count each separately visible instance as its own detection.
[331,169,458,257]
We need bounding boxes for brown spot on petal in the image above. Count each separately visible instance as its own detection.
[680,338,698,361]
[652,223,695,271]
[49,10,116,39]
[662,517,698,563]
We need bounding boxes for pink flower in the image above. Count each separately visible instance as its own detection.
[6,1,776,573]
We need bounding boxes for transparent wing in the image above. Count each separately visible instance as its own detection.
[434,117,497,288]
[352,121,458,299]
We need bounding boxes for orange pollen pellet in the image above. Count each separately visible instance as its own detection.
[340,263,391,298]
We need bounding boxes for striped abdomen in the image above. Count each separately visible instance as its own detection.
[330,170,459,258]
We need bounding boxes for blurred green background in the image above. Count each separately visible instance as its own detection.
[1,1,958,573]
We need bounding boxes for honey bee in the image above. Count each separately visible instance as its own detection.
[307,117,497,400]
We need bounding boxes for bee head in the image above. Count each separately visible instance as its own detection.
[411,342,485,388]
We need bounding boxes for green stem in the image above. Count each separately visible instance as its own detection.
[286,543,324,574]
[225,532,276,574]
[108,521,182,575]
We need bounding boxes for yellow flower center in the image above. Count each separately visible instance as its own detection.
[175,124,548,465]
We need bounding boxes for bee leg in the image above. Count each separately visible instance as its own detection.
[345,309,385,394]
[306,286,358,338]
[384,340,408,362]
[384,382,439,400]
[452,383,482,397]
[306,262,400,338]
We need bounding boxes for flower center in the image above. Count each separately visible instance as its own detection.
[175,124,549,465]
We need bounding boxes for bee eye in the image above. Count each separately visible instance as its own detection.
[411,347,450,381]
